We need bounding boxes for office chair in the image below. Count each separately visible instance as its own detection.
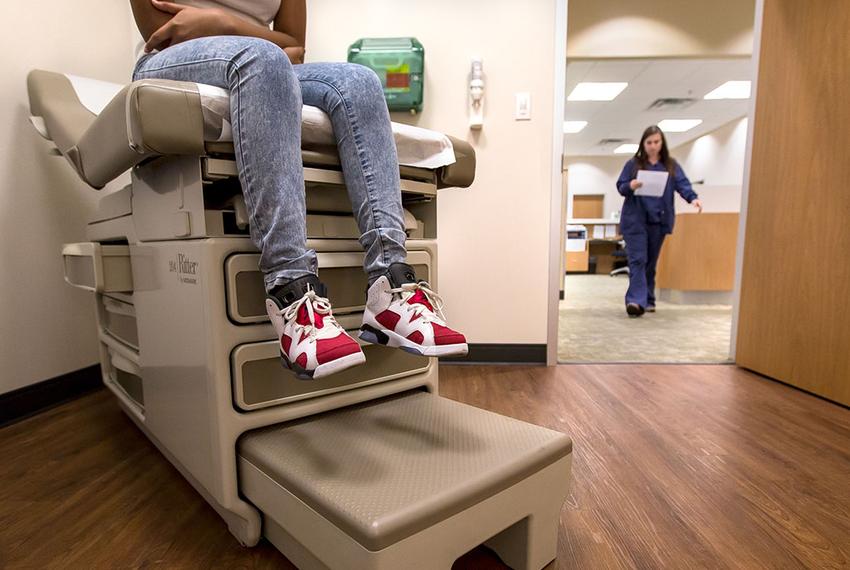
[610,240,629,276]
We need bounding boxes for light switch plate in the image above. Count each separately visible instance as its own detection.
[515,92,531,120]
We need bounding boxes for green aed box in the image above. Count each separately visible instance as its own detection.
[347,37,424,113]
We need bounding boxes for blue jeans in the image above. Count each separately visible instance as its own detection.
[623,224,666,308]
[133,36,407,291]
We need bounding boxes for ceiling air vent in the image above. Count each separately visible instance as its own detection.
[646,98,697,111]
[598,138,630,147]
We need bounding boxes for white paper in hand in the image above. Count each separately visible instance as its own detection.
[635,170,669,197]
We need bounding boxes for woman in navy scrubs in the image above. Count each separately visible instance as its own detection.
[616,125,703,317]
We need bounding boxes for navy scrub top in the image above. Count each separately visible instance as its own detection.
[616,158,698,235]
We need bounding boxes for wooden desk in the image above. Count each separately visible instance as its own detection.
[588,239,623,274]
[566,219,621,274]
[565,250,589,272]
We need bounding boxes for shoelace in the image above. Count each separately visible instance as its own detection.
[388,281,446,321]
[280,290,335,338]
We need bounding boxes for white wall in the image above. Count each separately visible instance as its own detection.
[565,117,749,220]
[0,1,136,395]
[565,155,628,220]
[568,0,755,59]
[306,0,558,344]
[677,117,749,212]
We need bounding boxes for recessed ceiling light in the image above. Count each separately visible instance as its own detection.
[567,82,628,101]
[704,80,751,100]
[563,121,588,133]
[614,143,638,154]
[657,119,703,132]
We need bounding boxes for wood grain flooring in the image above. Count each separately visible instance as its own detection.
[1,364,848,569]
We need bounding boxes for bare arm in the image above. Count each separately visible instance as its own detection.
[132,0,306,63]
[232,0,306,63]
[129,0,172,41]
[273,0,306,48]
[271,0,306,64]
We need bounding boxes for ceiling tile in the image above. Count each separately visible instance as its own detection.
[564,57,754,156]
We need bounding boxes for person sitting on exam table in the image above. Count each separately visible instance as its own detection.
[615,125,703,318]
[130,0,468,379]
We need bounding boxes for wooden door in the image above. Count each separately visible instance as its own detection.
[737,0,850,405]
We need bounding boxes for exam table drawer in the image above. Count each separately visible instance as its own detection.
[62,242,133,293]
[101,337,144,412]
[224,250,431,325]
[231,339,430,411]
[99,294,138,349]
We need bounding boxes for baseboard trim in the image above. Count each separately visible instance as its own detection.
[0,365,102,429]
[440,344,547,365]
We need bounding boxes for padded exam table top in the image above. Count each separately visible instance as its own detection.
[27,69,475,190]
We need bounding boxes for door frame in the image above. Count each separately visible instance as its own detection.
[544,0,766,365]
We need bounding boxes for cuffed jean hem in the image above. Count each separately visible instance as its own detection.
[264,259,319,293]
[359,227,407,284]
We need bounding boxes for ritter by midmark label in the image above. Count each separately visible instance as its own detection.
[169,252,199,285]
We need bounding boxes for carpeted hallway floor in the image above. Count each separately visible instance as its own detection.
[558,274,733,363]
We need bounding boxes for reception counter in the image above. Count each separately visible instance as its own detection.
[656,213,739,303]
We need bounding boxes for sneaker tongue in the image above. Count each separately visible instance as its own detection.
[407,290,434,312]
[296,303,324,328]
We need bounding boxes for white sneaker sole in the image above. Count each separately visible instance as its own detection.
[359,325,468,357]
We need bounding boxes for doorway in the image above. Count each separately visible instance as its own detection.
[556,57,753,363]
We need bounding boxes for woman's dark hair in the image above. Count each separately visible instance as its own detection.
[634,125,676,176]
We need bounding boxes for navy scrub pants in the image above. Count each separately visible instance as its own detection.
[623,223,666,308]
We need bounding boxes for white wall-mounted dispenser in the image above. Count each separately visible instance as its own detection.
[468,58,484,130]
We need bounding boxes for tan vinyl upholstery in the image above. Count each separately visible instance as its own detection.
[26,71,96,163]
[440,136,476,189]
[27,69,476,190]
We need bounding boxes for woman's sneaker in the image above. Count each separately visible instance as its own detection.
[626,302,645,317]
[266,275,365,380]
[359,263,468,357]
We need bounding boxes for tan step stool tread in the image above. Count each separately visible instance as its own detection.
[238,390,572,551]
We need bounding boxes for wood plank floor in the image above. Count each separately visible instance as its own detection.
[1,365,848,569]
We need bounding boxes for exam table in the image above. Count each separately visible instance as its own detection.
[26,69,572,570]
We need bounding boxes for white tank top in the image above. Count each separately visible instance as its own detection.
[173,0,281,27]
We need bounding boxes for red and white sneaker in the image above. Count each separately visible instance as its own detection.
[359,263,468,357]
[266,275,365,380]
